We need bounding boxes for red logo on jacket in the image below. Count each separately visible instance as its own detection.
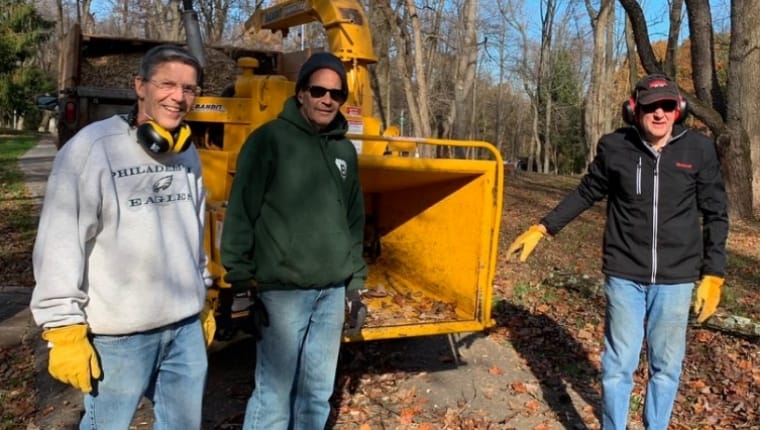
[675,161,693,170]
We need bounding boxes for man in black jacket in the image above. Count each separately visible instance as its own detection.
[506,73,728,430]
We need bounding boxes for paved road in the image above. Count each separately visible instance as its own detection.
[0,135,56,349]
[2,135,85,429]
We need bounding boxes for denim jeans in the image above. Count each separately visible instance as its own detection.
[243,285,345,430]
[601,276,693,430]
[80,316,208,430]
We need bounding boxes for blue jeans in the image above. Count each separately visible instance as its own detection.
[601,276,693,430]
[243,285,345,430]
[80,316,208,430]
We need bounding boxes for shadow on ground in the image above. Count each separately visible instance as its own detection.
[492,300,603,429]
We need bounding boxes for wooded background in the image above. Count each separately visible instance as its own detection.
[3,0,759,221]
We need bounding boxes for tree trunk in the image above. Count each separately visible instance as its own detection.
[732,0,760,217]
[664,0,684,77]
[583,0,615,165]
[715,126,753,219]
[450,0,479,142]
[405,0,432,141]
[368,1,392,129]
[717,0,754,218]
[55,0,65,91]
[624,15,637,87]
[685,0,724,112]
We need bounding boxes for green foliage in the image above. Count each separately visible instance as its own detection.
[535,47,586,174]
[0,0,54,125]
[0,66,55,127]
[0,0,53,72]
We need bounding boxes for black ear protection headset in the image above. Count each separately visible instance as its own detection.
[621,74,688,125]
[127,107,193,154]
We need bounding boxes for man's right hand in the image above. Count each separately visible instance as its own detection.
[247,295,269,341]
[506,224,547,262]
[41,324,101,393]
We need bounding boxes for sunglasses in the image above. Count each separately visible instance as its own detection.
[640,100,678,113]
[306,85,346,103]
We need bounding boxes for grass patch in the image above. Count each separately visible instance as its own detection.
[0,134,38,235]
[0,137,36,196]
[0,133,41,429]
[511,282,537,304]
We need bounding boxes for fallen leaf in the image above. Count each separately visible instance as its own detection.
[488,366,504,375]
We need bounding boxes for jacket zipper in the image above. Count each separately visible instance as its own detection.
[650,155,661,283]
[636,157,642,195]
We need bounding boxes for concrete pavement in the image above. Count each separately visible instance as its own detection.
[2,135,86,429]
[0,135,56,349]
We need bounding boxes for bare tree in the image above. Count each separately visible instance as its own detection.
[404,0,433,140]
[367,1,393,130]
[376,0,433,144]
[624,13,637,88]
[537,0,557,173]
[732,1,760,216]
[442,0,479,143]
[79,0,95,32]
[501,0,541,171]
[619,0,754,219]
[582,0,615,165]
[195,0,265,45]
[664,0,684,78]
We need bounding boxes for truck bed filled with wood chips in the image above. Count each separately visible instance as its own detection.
[64,30,281,96]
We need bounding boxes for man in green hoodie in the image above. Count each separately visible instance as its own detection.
[221,52,367,430]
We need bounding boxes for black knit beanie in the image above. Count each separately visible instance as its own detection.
[295,52,348,98]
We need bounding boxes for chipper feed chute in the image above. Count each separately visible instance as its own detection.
[348,135,503,341]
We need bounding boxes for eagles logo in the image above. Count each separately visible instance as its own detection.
[334,159,348,180]
[153,175,173,193]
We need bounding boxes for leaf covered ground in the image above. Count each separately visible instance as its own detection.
[325,172,759,429]
[493,173,759,429]
[2,154,758,429]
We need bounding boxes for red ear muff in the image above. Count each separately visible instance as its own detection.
[674,96,688,123]
[622,97,636,125]
[137,121,192,153]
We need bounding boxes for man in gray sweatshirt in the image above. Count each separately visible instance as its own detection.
[30,45,213,430]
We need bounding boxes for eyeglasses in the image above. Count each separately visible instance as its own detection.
[306,85,346,103]
[144,78,202,97]
[640,100,677,113]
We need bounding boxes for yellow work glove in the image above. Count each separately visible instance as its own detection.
[41,324,101,393]
[506,224,547,262]
[693,275,724,323]
[200,289,218,347]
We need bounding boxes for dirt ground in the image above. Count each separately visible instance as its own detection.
[13,136,758,429]
[18,135,596,430]
[29,330,596,430]
[30,333,604,430]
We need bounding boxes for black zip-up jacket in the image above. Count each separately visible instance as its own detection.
[541,124,728,284]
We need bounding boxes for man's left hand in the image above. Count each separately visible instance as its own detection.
[693,275,724,323]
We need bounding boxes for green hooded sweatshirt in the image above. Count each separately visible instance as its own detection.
[221,97,367,291]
